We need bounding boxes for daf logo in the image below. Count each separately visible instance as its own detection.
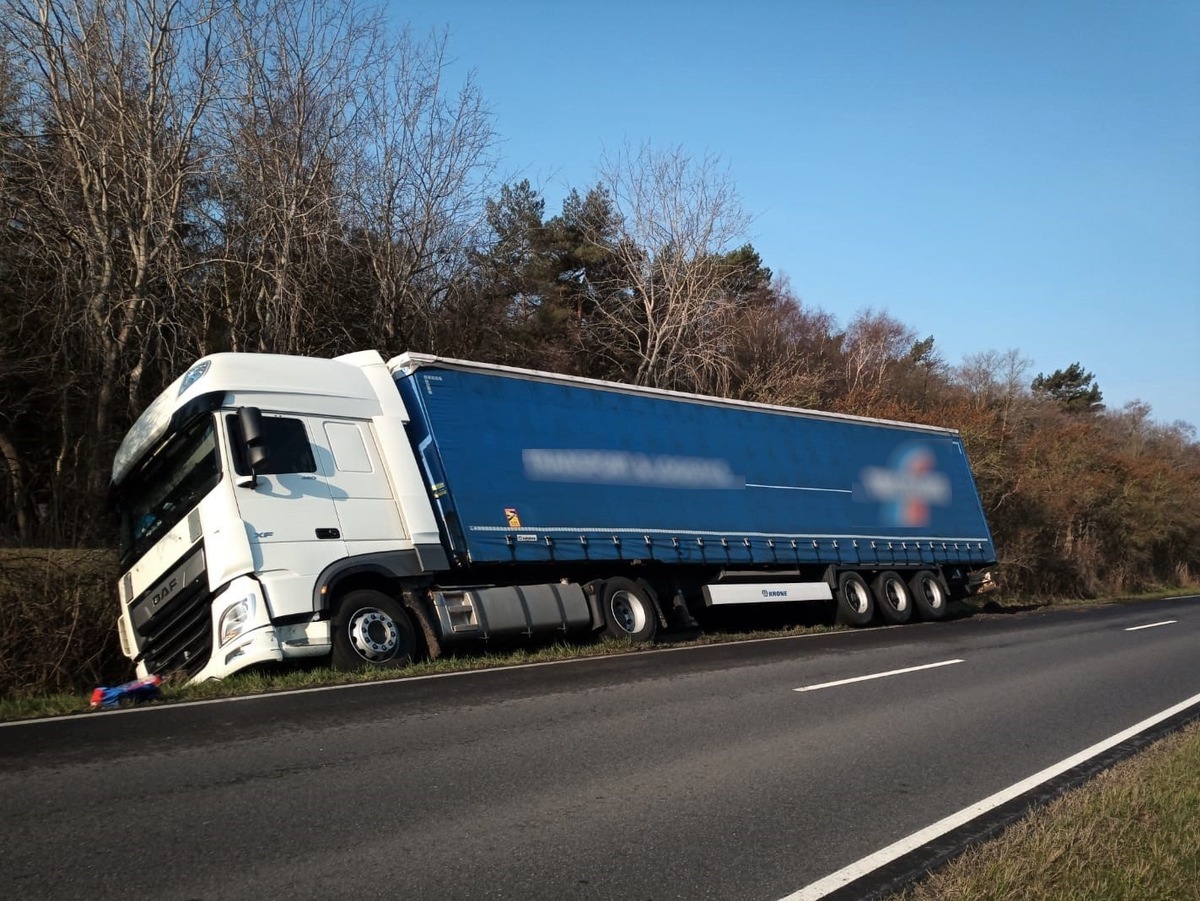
[149,578,179,608]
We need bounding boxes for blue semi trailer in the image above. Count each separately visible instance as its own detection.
[111,350,997,682]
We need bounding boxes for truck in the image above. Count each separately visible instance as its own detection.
[110,350,998,683]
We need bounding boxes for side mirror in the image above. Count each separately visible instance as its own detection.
[237,406,269,488]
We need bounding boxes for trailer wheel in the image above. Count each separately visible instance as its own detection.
[834,571,875,627]
[331,590,417,670]
[909,571,950,621]
[872,571,913,625]
[598,577,658,643]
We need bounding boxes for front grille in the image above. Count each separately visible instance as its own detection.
[140,583,213,678]
[130,548,214,678]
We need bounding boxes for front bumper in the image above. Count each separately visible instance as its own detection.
[133,576,283,682]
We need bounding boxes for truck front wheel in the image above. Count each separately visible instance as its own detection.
[331,590,418,670]
[598,577,658,643]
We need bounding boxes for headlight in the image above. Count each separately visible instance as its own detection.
[218,595,256,646]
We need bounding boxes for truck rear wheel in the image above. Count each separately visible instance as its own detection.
[872,571,913,625]
[834,571,875,627]
[910,571,950,621]
[331,590,418,670]
[598,577,658,643]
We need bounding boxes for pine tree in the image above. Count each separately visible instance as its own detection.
[1032,362,1103,413]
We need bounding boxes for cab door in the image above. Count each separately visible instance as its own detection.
[320,419,408,554]
[227,413,346,615]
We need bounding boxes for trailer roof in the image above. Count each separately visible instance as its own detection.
[387,352,960,436]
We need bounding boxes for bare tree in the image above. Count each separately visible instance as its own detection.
[1,0,225,506]
[207,0,387,356]
[956,348,1029,401]
[954,347,1031,436]
[588,142,753,390]
[206,5,495,359]
[345,25,496,356]
[721,278,842,408]
[0,0,496,540]
[840,308,917,401]
[0,37,38,542]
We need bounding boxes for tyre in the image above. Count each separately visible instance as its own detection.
[872,570,913,625]
[331,589,418,670]
[833,571,875,627]
[909,570,950,621]
[598,577,658,642]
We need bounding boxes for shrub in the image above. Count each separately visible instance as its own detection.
[0,549,130,698]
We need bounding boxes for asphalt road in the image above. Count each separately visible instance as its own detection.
[3,595,1199,901]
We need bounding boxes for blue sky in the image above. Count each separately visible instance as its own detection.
[393,0,1200,430]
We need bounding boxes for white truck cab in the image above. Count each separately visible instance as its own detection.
[111,351,443,681]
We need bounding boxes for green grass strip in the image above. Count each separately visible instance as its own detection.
[893,720,1200,901]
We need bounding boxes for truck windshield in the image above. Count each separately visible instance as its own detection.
[115,415,221,568]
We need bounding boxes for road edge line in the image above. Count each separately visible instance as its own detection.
[778,689,1200,901]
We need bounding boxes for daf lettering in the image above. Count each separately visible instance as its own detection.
[150,578,178,608]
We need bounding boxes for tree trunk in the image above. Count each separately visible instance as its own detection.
[0,426,33,544]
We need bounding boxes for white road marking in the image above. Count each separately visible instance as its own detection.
[778,689,1200,901]
[1125,620,1178,632]
[793,659,964,693]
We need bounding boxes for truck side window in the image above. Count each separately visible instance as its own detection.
[324,421,372,472]
[227,414,317,475]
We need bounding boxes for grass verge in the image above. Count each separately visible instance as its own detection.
[0,622,847,722]
[967,585,1197,614]
[890,719,1200,901]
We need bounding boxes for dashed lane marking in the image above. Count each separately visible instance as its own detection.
[1125,620,1178,632]
[793,659,964,693]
